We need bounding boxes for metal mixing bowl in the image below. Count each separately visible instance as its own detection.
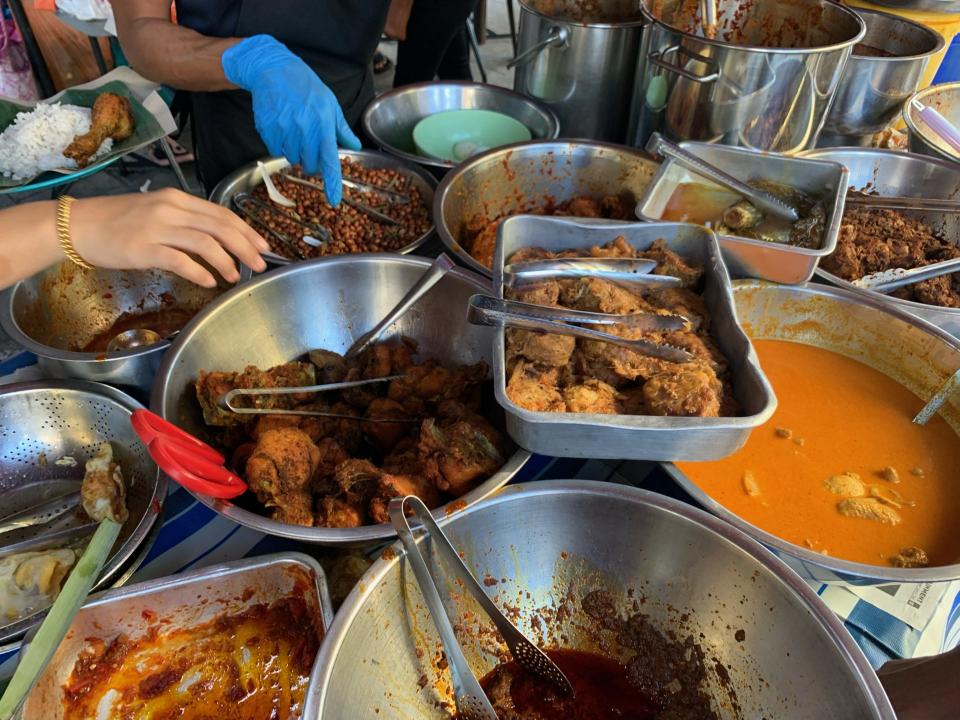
[802,147,960,336]
[665,280,960,584]
[903,81,960,163]
[0,263,240,393]
[0,380,165,645]
[208,151,438,265]
[150,254,531,546]
[434,139,660,276]
[868,0,960,13]
[306,481,894,719]
[362,81,560,173]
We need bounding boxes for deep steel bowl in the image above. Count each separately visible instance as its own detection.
[208,151,438,265]
[0,263,240,393]
[0,380,165,645]
[665,280,960,584]
[868,0,960,13]
[819,8,944,147]
[150,254,531,546]
[434,139,659,276]
[362,81,560,173]
[904,81,960,163]
[802,147,960,336]
[306,481,894,719]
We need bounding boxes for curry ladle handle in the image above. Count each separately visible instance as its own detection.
[389,496,499,720]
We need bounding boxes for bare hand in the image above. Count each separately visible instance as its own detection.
[69,188,269,287]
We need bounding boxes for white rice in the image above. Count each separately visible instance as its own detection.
[0,102,113,180]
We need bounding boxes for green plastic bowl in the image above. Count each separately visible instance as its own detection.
[412,109,532,163]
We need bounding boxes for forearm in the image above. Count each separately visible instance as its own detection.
[0,201,64,289]
[111,2,240,91]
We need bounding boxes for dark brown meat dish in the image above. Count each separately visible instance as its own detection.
[195,340,507,527]
[463,195,633,269]
[821,204,960,308]
[505,237,736,418]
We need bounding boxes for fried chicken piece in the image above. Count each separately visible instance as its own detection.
[506,328,576,368]
[251,414,301,440]
[640,239,703,288]
[357,340,416,380]
[507,246,554,264]
[196,363,317,427]
[560,277,649,315]
[332,458,382,505]
[245,428,321,526]
[388,361,488,408]
[63,92,134,167]
[364,397,412,453]
[419,417,504,497]
[912,275,960,308]
[315,496,365,528]
[81,443,128,524]
[586,234,637,258]
[368,474,441,524]
[382,437,425,476]
[195,370,243,427]
[312,437,350,495]
[642,368,722,417]
[509,280,560,307]
[645,287,709,331]
[562,379,621,414]
[506,361,565,412]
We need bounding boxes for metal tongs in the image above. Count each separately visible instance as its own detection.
[282,173,402,226]
[845,194,960,213]
[233,191,332,248]
[646,133,800,222]
[854,256,960,294]
[389,496,573,720]
[505,256,680,289]
[468,295,695,363]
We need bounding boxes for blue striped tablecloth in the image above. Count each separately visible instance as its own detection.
[1,351,958,678]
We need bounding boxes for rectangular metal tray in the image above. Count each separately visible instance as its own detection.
[636,142,848,284]
[491,215,776,461]
[22,552,333,719]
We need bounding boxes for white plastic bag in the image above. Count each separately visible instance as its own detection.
[54,0,111,22]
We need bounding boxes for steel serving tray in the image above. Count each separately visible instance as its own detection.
[491,216,776,461]
[637,141,848,284]
[665,279,960,585]
[802,147,960,337]
[209,151,438,265]
[21,552,333,719]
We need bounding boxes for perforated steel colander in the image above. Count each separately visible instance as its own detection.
[0,380,165,644]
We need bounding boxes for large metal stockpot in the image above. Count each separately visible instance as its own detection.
[803,147,960,336]
[305,481,894,719]
[666,280,960,585]
[150,255,531,546]
[510,0,645,142]
[819,8,944,147]
[628,0,866,153]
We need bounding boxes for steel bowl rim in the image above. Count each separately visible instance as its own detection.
[847,7,946,61]
[150,253,532,545]
[517,0,645,28]
[307,479,895,720]
[801,146,960,316]
[434,138,659,278]
[640,0,866,54]
[902,80,960,163]
[208,150,439,266]
[0,378,166,642]
[666,278,960,583]
[361,81,561,171]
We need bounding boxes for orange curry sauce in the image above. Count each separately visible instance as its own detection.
[678,339,960,567]
[62,597,320,720]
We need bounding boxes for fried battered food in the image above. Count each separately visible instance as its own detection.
[246,428,321,526]
[63,92,134,168]
[504,237,735,418]
[81,443,128,524]
[196,342,508,528]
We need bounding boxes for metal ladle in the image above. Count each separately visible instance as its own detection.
[389,495,573,720]
[105,328,164,353]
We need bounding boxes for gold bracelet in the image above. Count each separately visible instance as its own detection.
[56,195,94,271]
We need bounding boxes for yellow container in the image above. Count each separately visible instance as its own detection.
[843,0,960,88]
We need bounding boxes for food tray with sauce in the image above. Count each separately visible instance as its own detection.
[209,151,437,265]
[637,142,848,284]
[490,216,776,461]
[665,280,960,585]
[21,552,333,719]
[802,147,960,338]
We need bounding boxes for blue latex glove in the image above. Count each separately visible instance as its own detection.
[222,35,360,206]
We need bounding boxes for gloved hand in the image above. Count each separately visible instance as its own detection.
[222,34,360,206]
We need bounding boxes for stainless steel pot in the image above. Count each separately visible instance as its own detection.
[868,0,960,12]
[305,481,895,719]
[0,263,242,393]
[820,8,944,147]
[150,254,531,546]
[434,139,659,276]
[510,0,645,142]
[628,0,866,153]
[666,280,960,585]
[904,80,960,163]
[802,147,960,336]
[362,82,559,174]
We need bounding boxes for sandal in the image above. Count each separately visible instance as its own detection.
[373,50,393,75]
